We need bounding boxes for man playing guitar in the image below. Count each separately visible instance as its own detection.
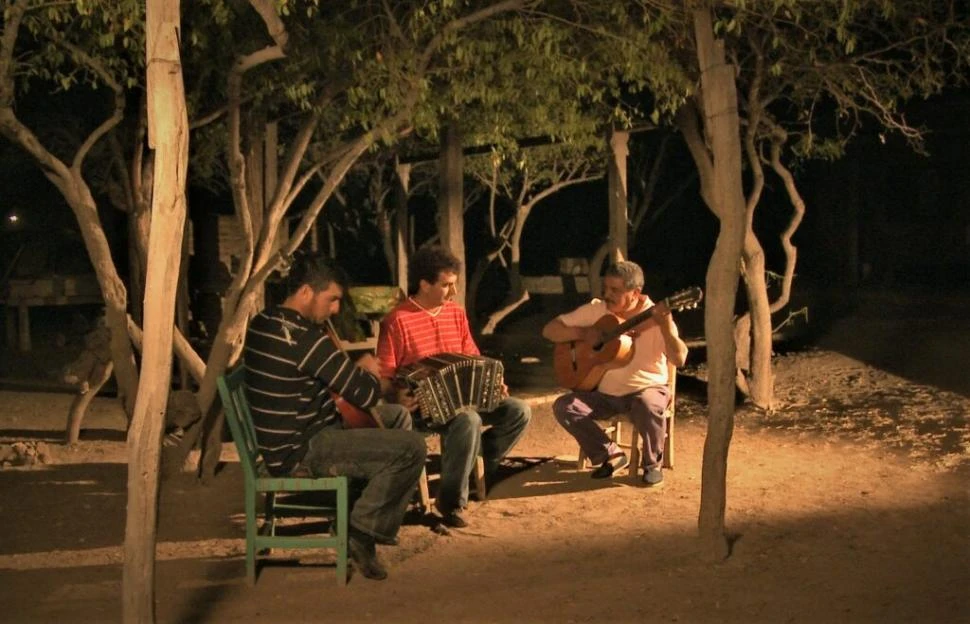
[542,260,689,486]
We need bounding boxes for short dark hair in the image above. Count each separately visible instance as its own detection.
[283,252,348,297]
[408,245,461,295]
[605,260,644,291]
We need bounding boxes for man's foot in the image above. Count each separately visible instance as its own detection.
[348,530,388,580]
[435,504,468,528]
[591,453,628,479]
[642,466,664,487]
[374,534,399,546]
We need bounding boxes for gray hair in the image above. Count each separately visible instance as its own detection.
[604,261,644,291]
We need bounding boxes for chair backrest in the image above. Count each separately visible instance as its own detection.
[216,367,261,483]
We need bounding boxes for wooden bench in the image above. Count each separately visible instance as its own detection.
[576,362,677,482]
[217,367,349,585]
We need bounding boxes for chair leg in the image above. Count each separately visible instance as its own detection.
[576,447,588,469]
[473,456,487,501]
[335,480,348,586]
[664,364,676,469]
[418,466,431,511]
[245,491,257,585]
[663,413,674,469]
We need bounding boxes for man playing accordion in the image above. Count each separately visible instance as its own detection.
[377,245,531,529]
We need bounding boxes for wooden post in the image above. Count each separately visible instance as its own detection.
[607,128,630,263]
[438,124,465,306]
[395,160,412,294]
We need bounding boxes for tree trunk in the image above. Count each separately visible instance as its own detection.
[195,305,251,480]
[123,2,188,621]
[438,123,465,306]
[466,255,492,326]
[65,361,114,445]
[735,70,774,411]
[607,129,629,260]
[128,147,153,326]
[739,233,774,409]
[691,7,747,561]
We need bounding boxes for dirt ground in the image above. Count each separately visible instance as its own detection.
[0,290,968,623]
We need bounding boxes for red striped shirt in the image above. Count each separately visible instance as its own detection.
[377,299,480,379]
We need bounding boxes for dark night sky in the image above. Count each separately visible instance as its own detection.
[2,91,968,297]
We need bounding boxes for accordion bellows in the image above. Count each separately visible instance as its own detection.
[396,353,505,426]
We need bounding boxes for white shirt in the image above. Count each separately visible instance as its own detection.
[557,298,669,396]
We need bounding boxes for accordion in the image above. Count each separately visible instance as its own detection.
[395,353,505,427]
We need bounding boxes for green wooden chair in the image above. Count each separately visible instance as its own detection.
[217,367,349,585]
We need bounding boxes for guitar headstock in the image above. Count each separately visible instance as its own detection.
[664,286,703,312]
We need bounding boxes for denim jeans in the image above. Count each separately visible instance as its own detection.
[552,386,669,469]
[431,397,531,512]
[302,403,426,543]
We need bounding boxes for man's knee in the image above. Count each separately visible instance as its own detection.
[404,431,427,462]
[444,410,482,447]
[386,404,414,430]
[552,394,578,423]
[451,409,483,430]
[502,397,531,428]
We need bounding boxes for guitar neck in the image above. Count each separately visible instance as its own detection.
[595,303,658,348]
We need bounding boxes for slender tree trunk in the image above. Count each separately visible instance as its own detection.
[65,361,114,445]
[438,123,465,306]
[738,234,774,408]
[123,2,188,621]
[691,7,746,561]
[766,127,806,314]
[735,68,774,411]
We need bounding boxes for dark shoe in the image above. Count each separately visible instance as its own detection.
[435,504,468,528]
[348,530,388,580]
[642,466,664,487]
[591,453,628,479]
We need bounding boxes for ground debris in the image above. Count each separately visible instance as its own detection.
[0,440,54,468]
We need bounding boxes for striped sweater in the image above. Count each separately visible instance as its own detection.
[244,306,381,476]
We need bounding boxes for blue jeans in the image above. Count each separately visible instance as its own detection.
[432,397,531,512]
[302,404,426,543]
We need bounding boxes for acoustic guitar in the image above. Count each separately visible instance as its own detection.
[325,321,384,429]
[552,286,703,391]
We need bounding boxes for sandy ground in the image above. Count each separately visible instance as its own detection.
[0,291,968,623]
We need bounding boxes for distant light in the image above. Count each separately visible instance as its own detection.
[7,214,18,223]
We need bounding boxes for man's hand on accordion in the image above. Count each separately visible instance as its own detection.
[391,385,419,412]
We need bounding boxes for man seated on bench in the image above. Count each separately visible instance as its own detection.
[542,260,688,487]
[244,252,426,581]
